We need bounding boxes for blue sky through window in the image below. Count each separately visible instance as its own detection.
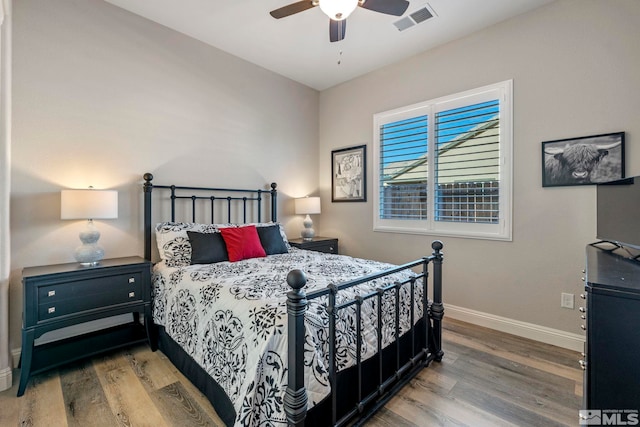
[381,100,499,167]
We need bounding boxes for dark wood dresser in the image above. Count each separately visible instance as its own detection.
[581,244,640,414]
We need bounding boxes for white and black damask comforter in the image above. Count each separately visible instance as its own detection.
[152,248,423,426]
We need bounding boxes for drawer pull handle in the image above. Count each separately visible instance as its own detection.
[129,292,135,298]
[48,307,56,314]
[47,290,56,297]
[129,278,135,283]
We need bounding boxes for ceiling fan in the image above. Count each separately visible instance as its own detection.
[270,0,410,42]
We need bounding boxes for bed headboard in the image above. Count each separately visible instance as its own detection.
[143,173,278,261]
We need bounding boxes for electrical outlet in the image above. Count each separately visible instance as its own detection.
[561,292,575,309]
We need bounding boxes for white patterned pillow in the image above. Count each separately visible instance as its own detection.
[155,222,233,267]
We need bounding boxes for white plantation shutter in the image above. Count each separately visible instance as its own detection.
[373,81,512,240]
[435,100,500,224]
[379,115,428,220]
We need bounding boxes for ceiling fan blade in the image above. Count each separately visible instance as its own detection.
[359,0,409,16]
[329,19,347,42]
[270,1,317,19]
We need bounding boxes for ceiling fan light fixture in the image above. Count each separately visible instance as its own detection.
[319,0,358,21]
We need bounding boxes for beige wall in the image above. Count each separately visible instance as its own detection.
[0,0,12,392]
[8,0,640,359]
[318,0,640,334]
[9,0,319,353]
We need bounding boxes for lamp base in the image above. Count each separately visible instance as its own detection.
[80,262,100,267]
[74,220,105,266]
[301,235,314,242]
[301,214,315,241]
[76,258,102,267]
[74,243,105,266]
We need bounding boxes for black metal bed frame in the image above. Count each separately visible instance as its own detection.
[143,172,278,261]
[284,244,444,427]
[142,173,444,427]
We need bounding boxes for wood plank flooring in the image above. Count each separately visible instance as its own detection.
[0,319,582,426]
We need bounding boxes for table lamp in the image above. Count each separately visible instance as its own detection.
[294,196,321,241]
[61,188,118,266]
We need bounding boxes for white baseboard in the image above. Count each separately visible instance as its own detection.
[0,366,12,392]
[445,304,585,352]
[5,306,583,382]
[12,348,20,369]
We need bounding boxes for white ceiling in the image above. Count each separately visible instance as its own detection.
[104,0,554,91]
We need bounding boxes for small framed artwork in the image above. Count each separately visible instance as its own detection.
[332,144,366,202]
[542,132,625,187]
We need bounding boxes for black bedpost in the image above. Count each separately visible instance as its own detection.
[143,173,154,261]
[284,269,308,427]
[429,240,445,361]
[270,183,278,223]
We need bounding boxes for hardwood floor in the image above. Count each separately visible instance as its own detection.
[369,319,582,427]
[0,319,582,426]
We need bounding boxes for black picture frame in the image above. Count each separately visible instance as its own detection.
[541,132,625,187]
[332,145,366,202]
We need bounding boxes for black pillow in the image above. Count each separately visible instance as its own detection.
[187,231,229,264]
[257,225,289,255]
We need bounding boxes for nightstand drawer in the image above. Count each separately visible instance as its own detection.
[37,275,143,321]
[303,241,337,253]
[37,272,142,302]
[289,237,339,254]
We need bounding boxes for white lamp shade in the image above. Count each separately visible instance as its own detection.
[319,0,358,20]
[61,190,118,220]
[295,197,321,215]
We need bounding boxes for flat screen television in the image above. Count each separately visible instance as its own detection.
[596,176,640,249]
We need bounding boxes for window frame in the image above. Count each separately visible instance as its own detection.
[372,80,513,241]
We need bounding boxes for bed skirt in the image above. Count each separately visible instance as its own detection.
[157,326,237,426]
[156,317,428,427]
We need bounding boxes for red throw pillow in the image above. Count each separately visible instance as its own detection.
[220,225,266,262]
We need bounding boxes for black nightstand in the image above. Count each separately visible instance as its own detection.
[289,236,339,254]
[18,256,152,396]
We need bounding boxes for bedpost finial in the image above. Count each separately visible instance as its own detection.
[431,240,443,252]
[287,269,307,290]
[144,173,154,193]
[271,182,277,191]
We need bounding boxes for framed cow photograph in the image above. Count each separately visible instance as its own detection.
[542,132,625,187]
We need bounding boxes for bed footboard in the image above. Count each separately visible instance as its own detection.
[284,241,444,427]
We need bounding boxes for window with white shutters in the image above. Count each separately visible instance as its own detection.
[372,80,512,240]
[379,116,428,220]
